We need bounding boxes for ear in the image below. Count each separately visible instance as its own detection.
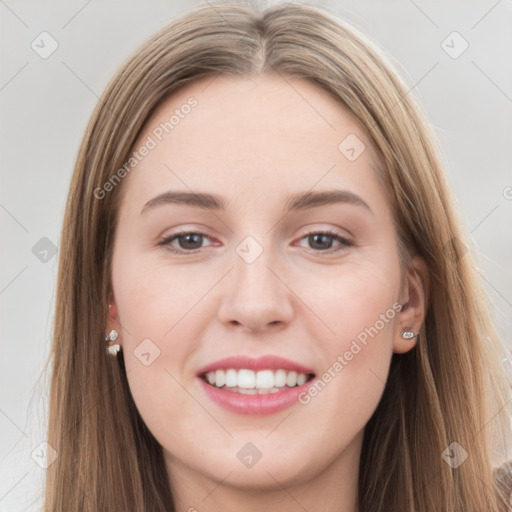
[393,255,429,354]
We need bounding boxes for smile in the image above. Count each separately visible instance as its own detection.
[197,355,316,415]
[201,368,313,394]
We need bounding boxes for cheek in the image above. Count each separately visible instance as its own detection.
[291,258,401,428]
[111,258,212,425]
[113,255,219,345]
[299,255,402,349]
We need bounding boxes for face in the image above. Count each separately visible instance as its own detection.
[108,74,423,496]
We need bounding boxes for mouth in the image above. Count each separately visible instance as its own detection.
[200,368,315,394]
[196,355,316,415]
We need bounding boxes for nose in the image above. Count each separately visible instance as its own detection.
[216,243,294,333]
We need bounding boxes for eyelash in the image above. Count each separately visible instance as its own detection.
[158,229,353,255]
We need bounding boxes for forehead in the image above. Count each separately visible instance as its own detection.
[121,74,383,213]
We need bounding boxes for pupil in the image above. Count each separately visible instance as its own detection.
[180,233,202,249]
[309,234,332,250]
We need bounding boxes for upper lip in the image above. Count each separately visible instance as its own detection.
[196,355,315,376]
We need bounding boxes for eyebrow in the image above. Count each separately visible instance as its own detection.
[141,189,372,215]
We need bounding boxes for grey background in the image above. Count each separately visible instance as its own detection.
[1,0,511,509]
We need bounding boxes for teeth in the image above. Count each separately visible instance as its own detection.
[296,373,307,386]
[286,371,298,387]
[225,369,237,387]
[238,388,257,395]
[238,369,256,388]
[256,370,274,389]
[274,369,287,387]
[204,369,311,391]
[215,369,226,387]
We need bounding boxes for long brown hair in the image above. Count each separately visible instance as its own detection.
[44,2,511,510]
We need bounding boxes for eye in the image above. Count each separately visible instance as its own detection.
[296,230,353,253]
[158,229,353,255]
[159,232,213,254]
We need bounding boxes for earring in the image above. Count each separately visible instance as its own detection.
[401,330,418,341]
[105,329,120,356]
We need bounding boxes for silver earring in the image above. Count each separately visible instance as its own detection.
[401,330,418,341]
[105,329,120,356]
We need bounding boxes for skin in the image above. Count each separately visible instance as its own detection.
[107,74,428,512]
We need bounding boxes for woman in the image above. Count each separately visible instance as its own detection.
[44,2,511,510]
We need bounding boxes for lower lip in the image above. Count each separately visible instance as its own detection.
[198,377,313,415]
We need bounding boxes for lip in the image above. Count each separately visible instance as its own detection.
[196,355,315,376]
[198,377,314,415]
